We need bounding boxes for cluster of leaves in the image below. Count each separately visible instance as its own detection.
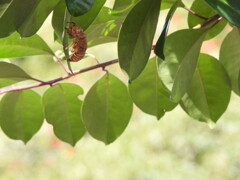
[0,0,239,145]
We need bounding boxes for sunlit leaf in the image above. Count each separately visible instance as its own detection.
[82,74,133,144]
[0,33,53,58]
[129,57,177,119]
[158,29,207,103]
[181,54,231,123]
[118,0,161,81]
[43,83,86,146]
[0,90,44,143]
[220,27,240,95]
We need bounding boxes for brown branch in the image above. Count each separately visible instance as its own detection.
[181,7,208,20]
[0,59,119,95]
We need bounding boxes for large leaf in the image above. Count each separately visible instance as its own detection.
[82,74,133,144]
[15,0,60,37]
[0,62,37,81]
[161,0,178,9]
[0,90,44,143]
[220,27,240,95]
[154,0,182,59]
[42,83,86,146]
[110,0,140,15]
[0,32,53,58]
[65,0,95,17]
[0,0,16,37]
[118,0,161,81]
[52,0,106,41]
[181,54,231,123]
[188,0,227,40]
[158,29,207,103]
[0,79,16,88]
[205,0,240,27]
[129,57,177,120]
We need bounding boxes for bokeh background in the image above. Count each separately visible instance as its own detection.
[0,1,240,179]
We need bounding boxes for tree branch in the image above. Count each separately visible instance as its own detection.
[181,7,208,20]
[0,59,119,95]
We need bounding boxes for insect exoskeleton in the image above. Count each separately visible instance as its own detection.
[66,22,87,62]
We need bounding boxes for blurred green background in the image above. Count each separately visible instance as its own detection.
[1,2,240,179]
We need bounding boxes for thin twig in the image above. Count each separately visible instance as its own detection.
[193,14,221,29]
[181,7,208,20]
[0,59,119,95]
[54,55,70,74]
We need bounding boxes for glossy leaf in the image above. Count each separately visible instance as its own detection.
[43,83,86,146]
[0,90,44,143]
[158,29,207,103]
[118,0,161,81]
[65,0,95,17]
[16,0,60,37]
[181,54,231,123]
[154,0,182,59]
[205,0,240,27]
[220,27,240,95]
[129,57,177,119]
[82,74,133,144]
[188,0,227,40]
[0,33,53,58]
[0,62,36,81]
[52,0,106,41]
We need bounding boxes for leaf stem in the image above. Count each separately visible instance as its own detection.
[62,8,73,74]
[181,7,208,20]
[0,59,119,95]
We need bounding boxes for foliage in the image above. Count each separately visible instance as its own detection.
[0,0,239,145]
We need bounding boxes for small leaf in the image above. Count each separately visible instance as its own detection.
[110,0,140,15]
[82,74,133,144]
[0,62,35,81]
[181,54,231,123]
[205,0,240,27]
[220,27,240,95]
[52,0,106,41]
[161,0,178,9]
[65,0,95,17]
[42,83,86,146]
[118,0,161,81]
[158,29,207,103]
[188,0,227,40]
[129,57,177,119]
[0,32,53,58]
[154,0,182,59]
[0,90,44,143]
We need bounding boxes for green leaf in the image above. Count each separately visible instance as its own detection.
[181,54,231,123]
[129,57,177,120]
[205,0,240,27]
[154,0,182,59]
[0,90,44,143]
[110,0,140,15]
[86,7,124,47]
[220,27,240,95]
[52,0,106,41]
[82,74,133,144]
[158,29,207,103]
[0,0,16,38]
[118,0,161,81]
[65,0,95,17]
[42,83,86,146]
[0,32,53,58]
[0,79,16,88]
[188,0,227,40]
[0,62,36,81]
[161,0,178,9]
[15,0,60,37]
